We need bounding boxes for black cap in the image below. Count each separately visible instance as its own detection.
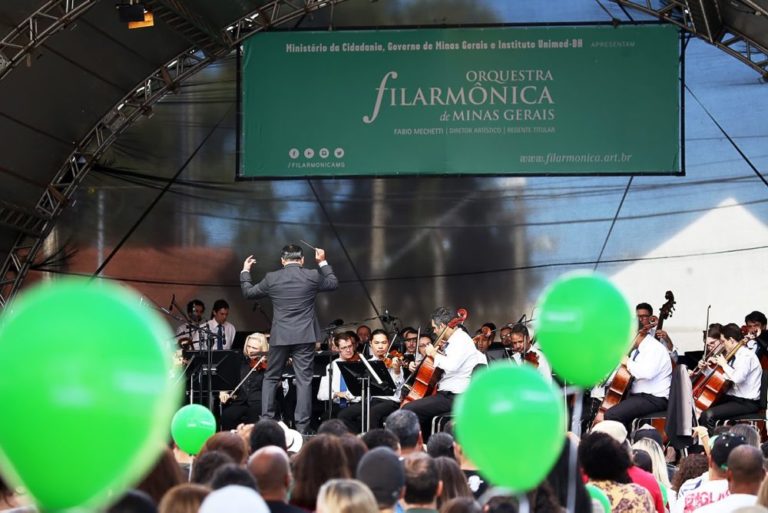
[711,432,747,469]
[356,447,404,507]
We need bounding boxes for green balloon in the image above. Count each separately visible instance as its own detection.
[535,272,634,388]
[0,279,181,511]
[585,484,611,513]
[453,365,565,492]
[171,405,216,455]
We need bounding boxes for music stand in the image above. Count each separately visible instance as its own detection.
[337,360,396,432]
[183,350,240,407]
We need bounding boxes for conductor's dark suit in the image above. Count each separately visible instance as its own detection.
[240,262,338,432]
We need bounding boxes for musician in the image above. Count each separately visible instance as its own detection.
[175,299,205,350]
[603,315,673,430]
[402,307,486,438]
[637,302,675,355]
[202,299,236,351]
[338,329,405,432]
[744,311,768,360]
[317,333,361,418]
[219,333,269,430]
[508,323,552,382]
[240,244,339,435]
[698,323,762,432]
[401,327,419,361]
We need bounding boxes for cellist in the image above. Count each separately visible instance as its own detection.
[402,307,486,438]
[698,323,762,433]
[603,304,672,430]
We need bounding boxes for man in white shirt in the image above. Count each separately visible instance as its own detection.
[693,444,764,513]
[604,305,673,430]
[673,432,747,513]
[203,299,236,351]
[507,323,552,383]
[698,323,762,433]
[176,298,205,350]
[317,332,362,417]
[402,307,486,439]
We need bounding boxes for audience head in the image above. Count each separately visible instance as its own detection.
[403,453,442,507]
[339,434,369,477]
[711,432,748,475]
[356,447,405,509]
[319,418,353,437]
[730,424,760,448]
[440,497,482,513]
[427,432,455,459]
[136,447,184,504]
[578,432,632,483]
[631,437,672,488]
[200,431,249,465]
[158,483,210,513]
[361,428,400,452]
[210,463,259,491]
[433,456,472,508]
[727,445,765,494]
[250,419,287,453]
[198,485,268,513]
[545,437,592,513]
[632,449,653,473]
[671,453,709,491]
[190,450,235,485]
[630,425,664,447]
[108,490,157,513]
[247,445,291,501]
[317,478,379,513]
[386,409,422,453]
[291,434,351,510]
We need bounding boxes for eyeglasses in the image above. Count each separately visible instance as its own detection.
[500,334,513,340]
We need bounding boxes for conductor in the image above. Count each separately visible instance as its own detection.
[240,243,338,434]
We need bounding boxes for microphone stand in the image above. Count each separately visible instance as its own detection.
[359,357,384,433]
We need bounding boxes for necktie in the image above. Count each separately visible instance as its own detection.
[339,373,348,408]
[217,324,224,350]
[631,348,640,361]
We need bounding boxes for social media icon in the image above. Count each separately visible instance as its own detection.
[334,147,345,158]
[289,148,300,159]
[319,147,330,158]
[304,148,315,158]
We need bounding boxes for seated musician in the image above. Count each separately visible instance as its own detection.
[317,332,361,419]
[698,323,762,432]
[744,311,768,362]
[508,323,552,382]
[400,327,420,374]
[175,298,205,350]
[603,313,672,431]
[637,302,678,361]
[402,307,486,438]
[219,332,269,430]
[338,329,404,432]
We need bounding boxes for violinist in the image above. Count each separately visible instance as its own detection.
[603,309,672,431]
[508,323,552,383]
[317,333,361,418]
[698,323,762,433]
[744,311,768,362]
[219,332,269,430]
[338,329,405,432]
[402,307,486,439]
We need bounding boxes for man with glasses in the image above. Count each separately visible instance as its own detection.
[317,332,361,419]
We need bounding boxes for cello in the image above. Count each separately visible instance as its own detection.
[692,327,753,411]
[401,308,468,406]
[592,292,676,427]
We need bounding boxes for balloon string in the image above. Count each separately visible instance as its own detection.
[188,455,194,481]
[566,386,583,513]
[517,492,530,513]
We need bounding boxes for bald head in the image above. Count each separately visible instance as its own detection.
[247,445,291,500]
[727,445,765,494]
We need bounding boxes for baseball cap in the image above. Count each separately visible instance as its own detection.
[711,432,747,469]
[592,420,628,444]
[356,447,405,508]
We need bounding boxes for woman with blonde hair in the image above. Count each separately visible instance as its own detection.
[219,332,269,430]
[158,483,210,513]
[631,438,672,489]
[317,479,379,513]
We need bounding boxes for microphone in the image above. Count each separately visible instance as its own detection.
[379,310,398,323]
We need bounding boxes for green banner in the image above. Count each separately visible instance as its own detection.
[240,25,681,177]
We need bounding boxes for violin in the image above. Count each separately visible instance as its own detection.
[522,350,540,368]
[347,352,362,362]
[384,350,404,369]
[248,354,268,370]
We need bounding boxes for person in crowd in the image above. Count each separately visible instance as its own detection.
[402,453,442,513]
[403,307,486,438]
[427,432,455,460]
[506,323,552,382]
[176,299,205,350]
[339,329,404,432]
[433,457,473,510]
[579,431,655,512]
[693,445,765,513]
[699,323,762,432]
[601,303,673,430]
[452,432,487,500]
[339,434,369,478]
[198,485,269,513]
[220,333,269,430]
[669,453,708,506]
[633,449,653,473]
[318,418,353,437]
[385,409,423,456]
[317,479,379,513]
[190,451,235,486]
[360,428,400,452]
[544,438,592,513]
[247,445,306,513]
[157,483,210,513]
[199,431,249,466]
[318,332,362,420]
[136,447,184,504]
[241,244,338,434]
[290,435,350,511]
[356,447,406,513]
[209,464,259,491]
[249,418,287,453]
[108,490,157,513]
[672,432,748,513]
[632,438,673,501]
[201,299,236,351]
[729,424,760,448]
[439,497,481,513]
